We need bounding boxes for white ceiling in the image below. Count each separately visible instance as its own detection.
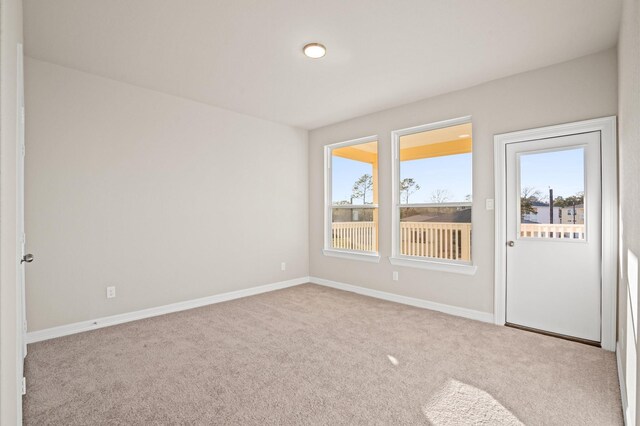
[24,0,621,130]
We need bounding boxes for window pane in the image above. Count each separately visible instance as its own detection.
[331,208,378,252]
[519,147,585,240]
[399,123,472,204]
[400,206,471,261]
[332,141,377,205]
[330,140,378,253]
[397,122,472,262]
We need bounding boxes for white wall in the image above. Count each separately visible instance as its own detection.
[617,0,640,423]
[309,49,617,315]
[24,58,309,331]
[0,0,24,423]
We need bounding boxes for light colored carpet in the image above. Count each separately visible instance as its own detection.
[24,284,622,425]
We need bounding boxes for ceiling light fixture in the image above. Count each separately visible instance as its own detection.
[458,134,470,138]
[303,43,326,59]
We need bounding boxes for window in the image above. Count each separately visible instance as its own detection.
[518,147,586,240]
[390,117,475,274]
[324,136,379,262]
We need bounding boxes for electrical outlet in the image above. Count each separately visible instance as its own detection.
[393,271,399,281]
[106,286,116,299]
[281,262,286,271]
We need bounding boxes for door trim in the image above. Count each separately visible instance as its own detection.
[493,116,617,351]
[16,43,26,416]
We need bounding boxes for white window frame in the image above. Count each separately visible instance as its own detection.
[389,116,477,275]
[323,135,381,263]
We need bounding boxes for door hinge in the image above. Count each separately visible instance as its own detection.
[21,107,25,125]
[22,377,26,395]
[21,144,25,157]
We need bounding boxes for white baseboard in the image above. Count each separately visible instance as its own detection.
[27,275,498,344]
[309,276,494,324]
[26,276,310,344]
[617,341,632,426]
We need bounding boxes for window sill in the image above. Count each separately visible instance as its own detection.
[388,256,477,275]
[323,249,381,263]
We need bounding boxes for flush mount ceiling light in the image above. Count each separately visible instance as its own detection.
[303,43,326,59]
[458,134,470,138]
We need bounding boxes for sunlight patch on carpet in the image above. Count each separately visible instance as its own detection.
[423,379,523,425]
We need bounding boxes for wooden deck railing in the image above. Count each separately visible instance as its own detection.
[400,222,471,261]
[331,221,377,252]
[331,221,472,261]
[331,222,584,259]
[520,223,585,239]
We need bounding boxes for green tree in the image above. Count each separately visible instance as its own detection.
[554,191,584,207]
[400,178,420,204]
[521,186,542,219]
[352,174,373,204]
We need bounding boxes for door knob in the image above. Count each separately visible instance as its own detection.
[507,241,515,247]
[21,253,34,264]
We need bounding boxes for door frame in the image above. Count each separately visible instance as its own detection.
[15,43,26,415]
[17,43,26,360]
[493,116,617,351]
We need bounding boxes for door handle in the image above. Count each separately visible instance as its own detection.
[21,253,34,264]
[507,241,515,247]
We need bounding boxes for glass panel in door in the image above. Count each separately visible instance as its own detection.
[518,147,586,240]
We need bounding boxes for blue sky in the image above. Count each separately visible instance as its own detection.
[332,157,373,204]
[519,148,584,200]
[400,153,472,203]
[332,147,584,205]
[332,154,473,204]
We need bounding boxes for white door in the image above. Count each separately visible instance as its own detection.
[505,131,601,342]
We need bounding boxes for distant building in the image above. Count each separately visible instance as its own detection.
[522,202,561,224]
[559,204,585,224]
